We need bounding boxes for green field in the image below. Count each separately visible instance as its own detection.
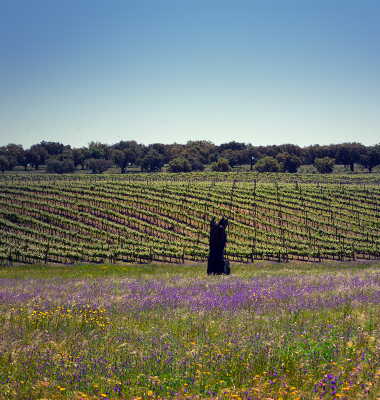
[0,172,379,265]
[1,261,380,399]
[2,172,380,398]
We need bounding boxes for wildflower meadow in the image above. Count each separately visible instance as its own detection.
[1,261,380,399]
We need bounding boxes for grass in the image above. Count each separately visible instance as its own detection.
[1,261,380,399]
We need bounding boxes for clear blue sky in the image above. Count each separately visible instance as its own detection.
[1,0,379,149]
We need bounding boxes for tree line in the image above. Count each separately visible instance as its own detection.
[0,140,379,174]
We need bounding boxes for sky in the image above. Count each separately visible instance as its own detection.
[1,0,379,149]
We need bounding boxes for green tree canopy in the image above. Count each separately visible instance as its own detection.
[82,147,105,161]
[140,150,163,172]
[314,157,335,174]
[25,150,42,170]
[359,145,380,173]
[336,142,366,171]
[167,157,192,173]
[85,158,114,174]
[0,156,9,174]
[276,152,302,173]
[254,156,280,173]
[31,141,67,156]
[46,159,75,174]
[113,148,137,173]
[210,157,232,172]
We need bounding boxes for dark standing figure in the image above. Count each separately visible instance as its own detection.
[207,217,230,275]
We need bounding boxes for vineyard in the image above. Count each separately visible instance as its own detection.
[0,172,380,265]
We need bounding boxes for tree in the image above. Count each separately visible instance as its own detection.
[279,143,302,157]
[189,158,205,171]
[27,146,49,169]
[5,143,23,158]
[186,140,217,164]
[140,150,163,172]
[336,142,366,171]
[26,150,42,170]
[167,141,216,166]
[0,147,18,171]
[46,159,75,174]
[302,144,320,165]
[359,145,380,173]
[244,146,261,170]
[85,158,114,174]
[0,156,9,174]
[276,152,302,173]
[113,149,136,173]
[302,144,341,165]
[81,147,105,162]
[314,157,335,174]
[148,143,170,163]
[210,158,232,172]
[114,140,139,152]
[257,145,282,158]
[218,141,247,153]
[72,148,84,169]
[285,154,302,173]
[113,141,144,170]
[254,156,280,172]
[18,154,29,171]
[31,141,66,156]
[209,152,219,163]
[168,157,192,173]
[7,157,18,171]
[221,150,249,167]
[1,144,24,171]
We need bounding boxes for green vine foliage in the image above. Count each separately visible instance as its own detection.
[0,172,379,265]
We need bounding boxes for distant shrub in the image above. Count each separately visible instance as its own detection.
[46,159,75,174]
[190,159,205,172]
[168,157,192,173]
[275,152,302,173]
[254,156,280,173]
[85,158,114,174]
[0,156,9,174]
[314,157,335,174]
[210,157,232,172]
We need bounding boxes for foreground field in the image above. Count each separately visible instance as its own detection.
[0,172,380,265]
[1,261,380,399]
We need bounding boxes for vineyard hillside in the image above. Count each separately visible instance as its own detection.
[1,172,380,265]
